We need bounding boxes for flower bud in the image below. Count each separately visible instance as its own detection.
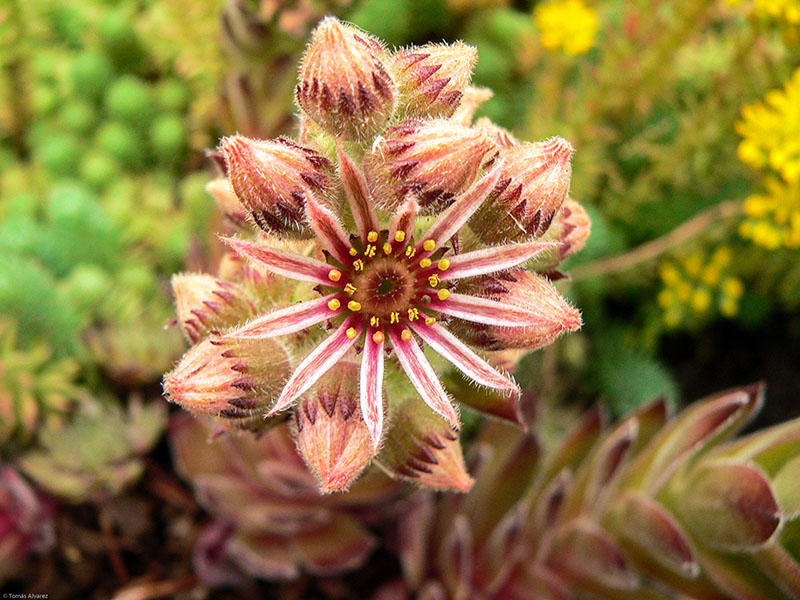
[296,17,395,141]
[295,363,377,493]
[556,197,591,262]
[171,273,255,344]
[392,42,477,118]
[218,135,335,238]
[205,178,248,228]
[474,117,518,150]
[470,137,573,243]
[163,337,292,432]
[451,86,494,125]
[365,119,496,214]
[451,269,581,351]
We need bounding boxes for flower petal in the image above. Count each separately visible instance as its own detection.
[337,141,379,242]
[305,194,353,265]
[439,241,553,281]
[410,321,519,394]
[269,317,363,416]
[223,236,337,287]
[429,292,562,327]
[419,162,502,252]
[360,332,385,449]
[388,194,419,248]
[388,328,459,428]
[226,295,341,340]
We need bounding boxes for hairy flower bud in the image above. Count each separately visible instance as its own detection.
[475,117,518,150]
[470,137,573,243]
[218,135,335,238]
[163,337,292,432]
[452,86,494,125]
[295,363,377,493]
[452,269,581,350]
[365,119,496,214]
[205,178,248,228]
[556,197,591,262]
[392,42,477,118]
[171,273,256,344]
[296,17,395,141]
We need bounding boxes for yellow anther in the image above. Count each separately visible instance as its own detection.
[408,307,420,321]
[394,230,406,243]
[425,316,436,326]
[437,258,450,271]
[383,242,393,255]
[349,247,358,256]
[327,298,341,311]
[405,246,416,258]
[428,274,440,287]
[365,244,376,258]
[437,288,451,301]
[401,328,413,342]
[390,311,400,324]
[353,259,365,271]
[419,258,432,268]
[367,231,379,243]
[328,269,342,282]
[370,315,380,327]
[348,300,362,312]
[372,331,385,344]
[344,283,357,295]
[346,327,357,339]
[423,239,436,252]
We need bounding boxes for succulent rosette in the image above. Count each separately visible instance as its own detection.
[164,17,588,493]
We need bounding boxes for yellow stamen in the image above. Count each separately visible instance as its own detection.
[367,231,379,243]
[348,300,361,312]
[346,327,357,339]
[408,307,420,321]
[437,288,451,301]
[419,258,432,268]
[405,246,416,259]
[365,244,376,258]
[428,274,440,287]
[372,331,385,344]
[344,283,357,295]
[383,242,393,255]
[390,311,400,324]
[423,239,436,252]
[328,269,342,282]
[394,230,406,243]
[353,259,365,271]
[327,298,341,311]
[437,258,450,271]
[425,316,436,326]
[349,247,358,257]
[401,328,413,342]
[370,316,380,327]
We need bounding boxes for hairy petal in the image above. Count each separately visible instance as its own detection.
[360,333,385,449]
[223,236,337,287]
[337,142,379,242]
[428,292,563,327]
[305,194,353,265]
[439,241,553,281]
[226,295,341,340]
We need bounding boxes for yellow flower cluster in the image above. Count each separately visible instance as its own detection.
[727,0,800,24]
[534,0,599,56]
[737,68,800,183]
[740,177,800,248]
[657,248,745,327]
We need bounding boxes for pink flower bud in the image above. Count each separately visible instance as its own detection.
[452,86,494,125]
[557,198,591,262]
[392,42,477,118]
[365,119,496,214]
[218,135,335,238]
[470,137,573,243]
[205,178,249,228]
[296,17,395,141]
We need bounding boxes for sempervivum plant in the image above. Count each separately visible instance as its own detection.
[164,17,588,493]
[169,412,399,583]
[376,384,800,600]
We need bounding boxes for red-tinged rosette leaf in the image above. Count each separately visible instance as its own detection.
[290,513,377,576]
[395,492,436,589]
[365,119,495,214]
[441,370,525,429]
[296,17,395,141]
[671,461,780,551]
[477,502,528,595]
[294,364,377,493]
[225,531,300,580]
[436,514,473,600]
[163,337,292,432]
[545,520,640,593]
[508,564,573,600]
[773,454,800,519]
[391,42,477,118]
[691,546,791,600]
[614,492,699,579]
[171,273,257,344]
[621,384,764,494]
[378,395,473,493]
